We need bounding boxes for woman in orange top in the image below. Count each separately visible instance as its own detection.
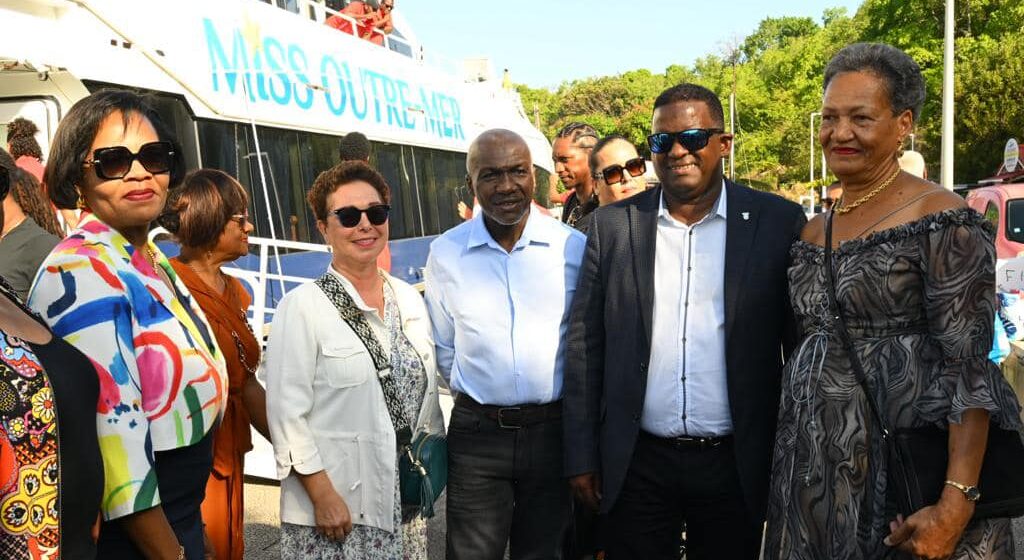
[159,169,269,560]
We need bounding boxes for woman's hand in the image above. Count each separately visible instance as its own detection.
[884,490,974,560]
[312,488,353,542]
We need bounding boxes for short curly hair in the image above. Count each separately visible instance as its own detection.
[7,118,43,160]
[307,161,391,222]
[43,89,185,210]
[823,42,926,122]
[160,169,248,249]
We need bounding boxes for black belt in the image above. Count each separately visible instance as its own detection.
[640,430,732,451]
[455,394,562,429]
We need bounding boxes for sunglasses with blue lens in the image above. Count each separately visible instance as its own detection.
[646,128,724,154]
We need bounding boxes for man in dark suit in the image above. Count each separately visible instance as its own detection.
[563,83,806,560]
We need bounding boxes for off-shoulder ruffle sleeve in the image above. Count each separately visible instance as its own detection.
[914,210,1023,429]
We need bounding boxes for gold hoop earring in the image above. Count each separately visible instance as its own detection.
[76,191,87,210]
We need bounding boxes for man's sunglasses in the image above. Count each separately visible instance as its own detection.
[646,128,724,155]
[84,141,176,181]
[333,204,390,227]
[596,158,646,185]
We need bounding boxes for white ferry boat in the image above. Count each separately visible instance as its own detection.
[0,0,553,478]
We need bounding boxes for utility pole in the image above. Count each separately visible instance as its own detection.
[941,0,955,189]
[729,54,737,180]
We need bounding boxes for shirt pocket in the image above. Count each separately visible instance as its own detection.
[321,344,372,389]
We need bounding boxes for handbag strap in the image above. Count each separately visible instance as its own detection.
[315,272,413,445]
[823,211,892,442]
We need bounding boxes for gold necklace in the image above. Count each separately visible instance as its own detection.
[833,168,902,215]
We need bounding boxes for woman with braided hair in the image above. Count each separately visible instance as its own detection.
[6,117,45,183]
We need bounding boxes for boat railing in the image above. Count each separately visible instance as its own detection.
[281,0,461,76]
[219,235,332,333]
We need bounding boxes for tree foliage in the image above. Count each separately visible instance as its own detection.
[517,0,1023,187]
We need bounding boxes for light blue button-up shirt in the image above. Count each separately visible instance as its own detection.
[424,206,586,406]
[643,184,732,437]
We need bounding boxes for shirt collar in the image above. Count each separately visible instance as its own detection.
[466,205,552,251]
[327,265,378,313]
[658,180,728,226]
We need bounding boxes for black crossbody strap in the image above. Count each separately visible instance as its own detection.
[315,273,413,443]
[823,212,892,442]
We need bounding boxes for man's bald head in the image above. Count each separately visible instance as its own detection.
[467,129,531,175]
[465,129,535,227]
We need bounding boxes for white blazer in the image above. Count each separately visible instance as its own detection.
[265,267,445,532]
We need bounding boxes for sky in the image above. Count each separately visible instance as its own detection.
[397,0,865,89]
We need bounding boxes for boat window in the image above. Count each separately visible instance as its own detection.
[534,166,552,207]
[1007,199,1024,243]
[371,142,420,239]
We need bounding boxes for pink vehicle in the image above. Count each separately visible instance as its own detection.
[963,140,1024,259]
[965,183,1024,259]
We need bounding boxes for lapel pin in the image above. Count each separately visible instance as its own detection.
[741,212,750,221]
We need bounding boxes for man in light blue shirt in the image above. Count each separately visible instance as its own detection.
[425,129,585,560]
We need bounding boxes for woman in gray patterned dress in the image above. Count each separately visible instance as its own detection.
[765,43,1023,560]
[265,161,445,560]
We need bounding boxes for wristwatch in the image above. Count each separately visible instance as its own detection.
[945,479,981,502]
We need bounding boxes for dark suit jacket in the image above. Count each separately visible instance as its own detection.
[563,181,806,519]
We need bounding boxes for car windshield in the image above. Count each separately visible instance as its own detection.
[1006,199,1024,243]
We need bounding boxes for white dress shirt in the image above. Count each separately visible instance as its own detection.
[643,184,732,437]
[424,206,586,406]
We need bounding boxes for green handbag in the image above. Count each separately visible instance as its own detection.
[399,432,447,518]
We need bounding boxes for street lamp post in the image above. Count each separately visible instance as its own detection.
[810,112,819,184]
[810,111,827,202]
[941,0,955,189]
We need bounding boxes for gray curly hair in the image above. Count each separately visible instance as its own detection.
[823,42,926,122]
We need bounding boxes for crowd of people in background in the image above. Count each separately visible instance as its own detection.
[0,40,1022,560]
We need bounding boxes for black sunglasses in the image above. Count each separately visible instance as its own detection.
[333,204,390,227]
[596,157,646,185]
[647,128,724,154]
[84,141,176,180]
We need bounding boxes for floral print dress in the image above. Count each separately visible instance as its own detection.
[764,209,1023,559]
[281,280,429,560]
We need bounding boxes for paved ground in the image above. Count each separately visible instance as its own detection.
[243,479,448,560]
[243,480,1024,559]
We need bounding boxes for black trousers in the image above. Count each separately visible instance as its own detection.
[605,432,762,560]
[445,398,572,560]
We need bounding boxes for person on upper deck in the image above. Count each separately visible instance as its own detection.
[365,0,395,46]
[160,169,269,560]
[266,161,443,560]
[28,89,227,560]
[764,42,1024,560]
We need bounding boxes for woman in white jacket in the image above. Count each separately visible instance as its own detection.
[265,161,444,560]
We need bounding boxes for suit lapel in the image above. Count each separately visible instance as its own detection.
[629,188,659,353]
[723,181,758,348]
